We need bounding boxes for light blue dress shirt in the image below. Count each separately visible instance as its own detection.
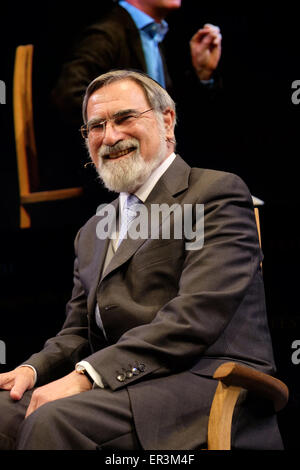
[119,1,169,87]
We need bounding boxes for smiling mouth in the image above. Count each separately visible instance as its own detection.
[104,147,137,160]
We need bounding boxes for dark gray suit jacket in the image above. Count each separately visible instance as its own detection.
[24,156,282,449]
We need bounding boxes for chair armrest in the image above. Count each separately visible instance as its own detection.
[213,362,289,412]
[207,362,289,450]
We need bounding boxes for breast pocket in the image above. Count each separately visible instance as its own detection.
[131,239,185,273]
[126,239,185,304]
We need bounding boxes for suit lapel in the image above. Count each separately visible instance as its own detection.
[87,198,119,314]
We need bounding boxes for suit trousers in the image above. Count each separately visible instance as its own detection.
[0,386,142,450]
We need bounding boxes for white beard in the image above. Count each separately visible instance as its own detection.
[93,137,168,193]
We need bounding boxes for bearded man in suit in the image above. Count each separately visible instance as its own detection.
[0,70,283,450]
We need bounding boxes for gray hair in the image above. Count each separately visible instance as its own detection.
[82,69,177,128]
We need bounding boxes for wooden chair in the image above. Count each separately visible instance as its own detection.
[254,206,262,250]
[207,208,288,450]
[207,361,289,450]
[13,44,83,228]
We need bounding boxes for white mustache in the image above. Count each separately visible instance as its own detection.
[98,138,140,160]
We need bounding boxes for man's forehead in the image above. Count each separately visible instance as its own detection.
[87,79,148,113]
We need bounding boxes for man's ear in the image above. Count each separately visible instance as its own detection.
[163,108,176,141]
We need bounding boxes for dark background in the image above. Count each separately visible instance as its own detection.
[0,1,299,450]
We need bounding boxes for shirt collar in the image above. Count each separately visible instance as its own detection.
[119,1,169,41]
[142,21,168,43]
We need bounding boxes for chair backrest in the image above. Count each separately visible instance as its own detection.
[13,44,39,196]
[13,44,83,228]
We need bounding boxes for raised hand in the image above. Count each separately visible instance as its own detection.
[190,24,222,80]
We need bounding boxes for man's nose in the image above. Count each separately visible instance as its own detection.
[102,120,123,146]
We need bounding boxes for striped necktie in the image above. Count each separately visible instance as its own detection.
[117,194,141,248]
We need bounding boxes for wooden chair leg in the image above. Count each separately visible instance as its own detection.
[20,205,31,229]
[207,382,243,450]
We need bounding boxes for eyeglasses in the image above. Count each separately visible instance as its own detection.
[80,108,154,139]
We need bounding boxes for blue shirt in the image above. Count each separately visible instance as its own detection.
[119,1,169,87]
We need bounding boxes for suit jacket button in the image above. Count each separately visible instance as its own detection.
[116,373,126,382]
[125,370,133,379]
[138,363,146,372]
[131,367,139,375]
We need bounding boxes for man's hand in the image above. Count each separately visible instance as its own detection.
[190,24,222,81]
[25,370,92,418]
[0,366,36,401]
